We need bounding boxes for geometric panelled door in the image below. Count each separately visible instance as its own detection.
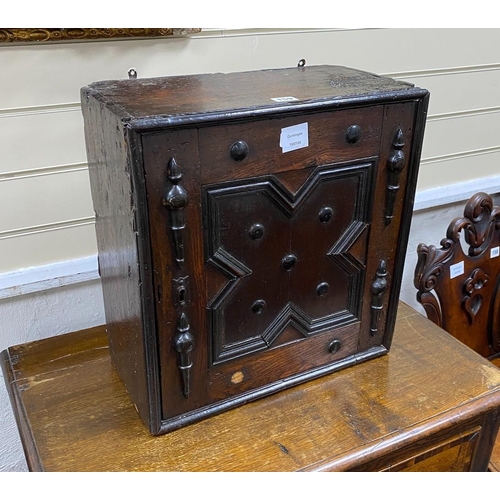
[204,161,374,364]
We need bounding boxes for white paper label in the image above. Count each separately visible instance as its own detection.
[450,261,464,279]
[280,122,309,153]
[491,246,500,258]
[271,96,298,102]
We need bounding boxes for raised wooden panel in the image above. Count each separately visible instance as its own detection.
[204,162,374,363]
[198,107,383,184]
[81,65,428,433]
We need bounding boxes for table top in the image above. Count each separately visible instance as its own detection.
[3,302,500,472]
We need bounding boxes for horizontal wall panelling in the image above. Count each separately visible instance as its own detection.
[0,170,94,232]
[402,68,500,116]
[0,162,88,182]
[417,149,500,192]
[0,223,97,274]
[422,112,500,160]
[0,109,87,173]
[251,29,500,75]
[1,35,255,110]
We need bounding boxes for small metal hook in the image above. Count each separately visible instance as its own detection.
[128,68,138,79]
[297,59,306,68]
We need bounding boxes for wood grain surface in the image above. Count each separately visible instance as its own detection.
[81,65,418,125]
[3,302,500,472]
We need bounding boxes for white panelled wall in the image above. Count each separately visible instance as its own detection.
[1,28,500,471]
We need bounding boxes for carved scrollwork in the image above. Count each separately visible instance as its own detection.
[413,241,456,327]
[370,260,388,336]
[462,268,489,324]
[446,192,500,256]
[162,158,189,270]
[173,313,195,399]
[414,191,500,356]
[384,128,405,226]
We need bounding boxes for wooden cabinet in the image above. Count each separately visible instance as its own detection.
[81,65,429,434]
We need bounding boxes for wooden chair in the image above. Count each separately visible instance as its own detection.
[414,191,500,470]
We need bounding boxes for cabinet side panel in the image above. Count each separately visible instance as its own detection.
[357,100,423,353]
[81,94,152,430]
[384,93,430,349]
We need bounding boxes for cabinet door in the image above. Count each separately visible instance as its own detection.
[141,100,418,424]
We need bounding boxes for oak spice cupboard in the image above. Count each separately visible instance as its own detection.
[81,64,429,434]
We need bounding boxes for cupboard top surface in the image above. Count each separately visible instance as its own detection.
[81,65,426,127]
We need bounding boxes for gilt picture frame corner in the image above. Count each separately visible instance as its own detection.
[0,28,202,44]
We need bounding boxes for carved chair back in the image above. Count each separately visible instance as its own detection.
[414,192,500,360]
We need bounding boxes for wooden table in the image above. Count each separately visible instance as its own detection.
[3,302,500,472]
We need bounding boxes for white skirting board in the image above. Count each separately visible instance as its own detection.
[0,255,99,300]
[414,174,500,211]
[0,176,499,472]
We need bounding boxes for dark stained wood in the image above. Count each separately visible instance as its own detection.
[198,106,383,184]
[81,65,429,434]
[82,65,423,126]
[415,192,500,359]
[414,191,500,472]
[2,303,500,472]
[81,101,160,431]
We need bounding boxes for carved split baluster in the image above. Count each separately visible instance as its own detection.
[384,129,405,226]
[174,313,195,399]
[162,158,188,270]
[163,158,193,397]
[370,260,388,336]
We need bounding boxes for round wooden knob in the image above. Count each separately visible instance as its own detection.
[346,125,362,144]
[316,282,329,296]
[328,339,342,354]
[249,223,264,240]
[230,141,249,161]
[319,207,333,223]
[251,300,266,314]
[281,254,297,271]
